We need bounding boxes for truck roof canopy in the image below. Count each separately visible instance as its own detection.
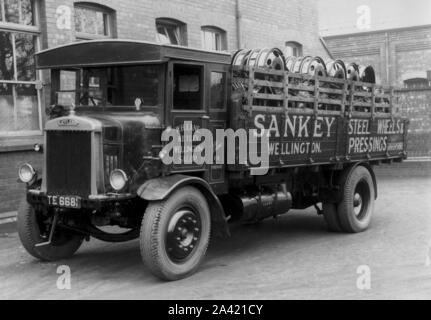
[35,40,232,69]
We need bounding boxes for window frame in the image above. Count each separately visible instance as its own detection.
[52,64,165,112]
[201,26,227,51]
[0,0,43,138]
[285,41,303,57]
[404,77,431,90]
[0,0,39,31]
[171,62,205,112]
[74,3,116,40]
[209,71,227,111]
[155,18,187,46]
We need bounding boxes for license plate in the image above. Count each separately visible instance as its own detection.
[48,195,82,209]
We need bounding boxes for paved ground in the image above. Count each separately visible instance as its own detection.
[0,175,430,300]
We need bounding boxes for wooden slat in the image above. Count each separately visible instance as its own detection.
[353,91,373,98]
[316,76,347,84]
[286,107,315,114]
[288,95,314,103]
[253,93,284,100]
[245,105,285,113]
[253,79,284,88]
[288,84,314,92]
[319,98,343,106]
[283,70,289,113]
[314,79,319,113]
[288,73,312,80]
[317,110,342,116]
[248,67,285,76]
[318,87,345,95]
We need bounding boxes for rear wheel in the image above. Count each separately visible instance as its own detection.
[140,187,211,281]
[323,166,375,233]
[337,166,375,233]
[18,198,84,261]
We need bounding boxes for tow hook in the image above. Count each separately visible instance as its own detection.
[35,211,60,248]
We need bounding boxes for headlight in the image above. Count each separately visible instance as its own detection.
[109,169,128,191]
[18,164,36,184]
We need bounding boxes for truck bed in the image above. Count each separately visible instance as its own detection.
[230,66,409,171]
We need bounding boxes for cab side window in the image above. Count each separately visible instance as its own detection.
[173,64,203,110]
[210,71,227,109]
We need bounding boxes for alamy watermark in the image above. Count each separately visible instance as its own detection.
[356,265,371,290]
[159,121,270,176]
[56,265,71,290]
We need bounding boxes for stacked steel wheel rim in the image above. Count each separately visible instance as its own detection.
[232,48,376,84]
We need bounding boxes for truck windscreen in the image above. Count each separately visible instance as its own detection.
[53,65,162,109]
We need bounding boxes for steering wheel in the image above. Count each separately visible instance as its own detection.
[79,93,102,106]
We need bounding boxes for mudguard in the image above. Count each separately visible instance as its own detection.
[137,175,230,238]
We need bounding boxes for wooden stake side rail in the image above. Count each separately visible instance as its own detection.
[233,66,400,117]
[230,66,408,174]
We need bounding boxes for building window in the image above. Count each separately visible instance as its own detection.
[0,0,41,136]
[74,3,115,40]
[156,18,187,46]
[285,41,303,57]
[201,26,227,51]
[404,78,430,90]
[0,0,35,25]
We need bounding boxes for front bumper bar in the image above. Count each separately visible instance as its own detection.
[27,190,136,211]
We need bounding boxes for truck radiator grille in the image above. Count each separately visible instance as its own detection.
[46,131,92,197]
[104,154,119,184]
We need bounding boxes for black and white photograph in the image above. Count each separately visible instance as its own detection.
[0,0,430,306]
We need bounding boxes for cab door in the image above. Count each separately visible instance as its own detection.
[167,61,209,175]
[206,63,230,194]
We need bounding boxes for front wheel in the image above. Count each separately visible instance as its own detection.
[140,186,211,281]
[17,198,84,261]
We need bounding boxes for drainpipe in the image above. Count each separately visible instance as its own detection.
[235,0,242,49]
[385,32,390,86]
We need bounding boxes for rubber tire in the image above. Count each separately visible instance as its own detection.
[337,166,375,233]
[140,186,211,281]
[322,203,342,232]
[17,198,84,261]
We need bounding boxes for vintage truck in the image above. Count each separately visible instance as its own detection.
[17,40,408,281]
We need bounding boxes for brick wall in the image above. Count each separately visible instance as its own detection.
[0,152,42,213]
[323,25,431,157]
[40,0,326,55]
[322,25,431,86]
[397,89,431,158]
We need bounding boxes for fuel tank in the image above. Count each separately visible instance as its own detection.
[221,184,292,223]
